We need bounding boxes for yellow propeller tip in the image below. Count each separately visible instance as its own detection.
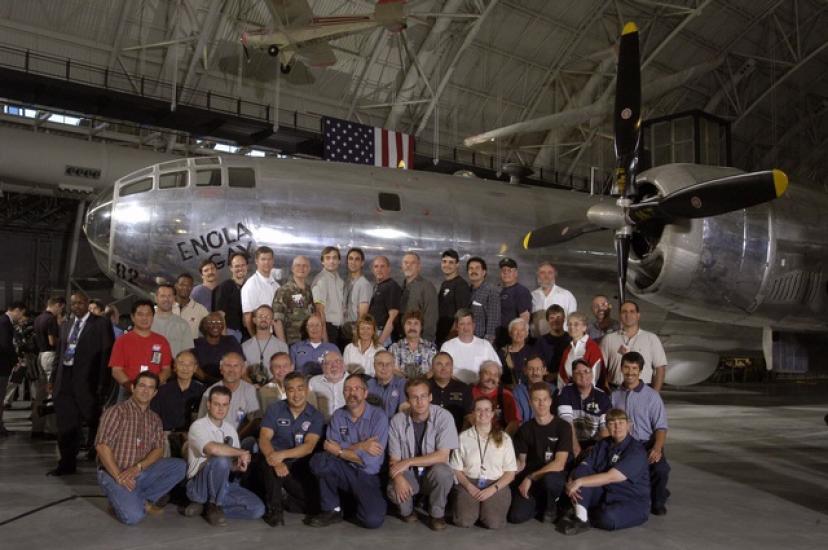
[522,232,532,250]
[622,22,638,35]
[772,169,788,197]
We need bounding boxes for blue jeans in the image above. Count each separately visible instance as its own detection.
[97,458,186,525]
[186,457,264,519]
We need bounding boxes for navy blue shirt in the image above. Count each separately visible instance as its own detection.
[194,336,244,380]
[261,399,324,453]
[150,379,205,431]
[574,434,650,505]
[499,283,532,328]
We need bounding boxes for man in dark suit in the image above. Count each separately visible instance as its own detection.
[48,292,114,475]
[0,302,27,437]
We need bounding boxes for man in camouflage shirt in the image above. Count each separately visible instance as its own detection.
[272,256,314,345]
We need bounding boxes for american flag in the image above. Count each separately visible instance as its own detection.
[322,116,415,169]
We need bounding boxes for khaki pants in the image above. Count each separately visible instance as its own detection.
[452,480,511,529]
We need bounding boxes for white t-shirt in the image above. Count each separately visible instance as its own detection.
[440,337,501,385]
[241,271,281,314]
[173,300,209,339]
[600,328,667,385]
[186,415,239,479]
[343,342,384,377]
[308,375,346,421]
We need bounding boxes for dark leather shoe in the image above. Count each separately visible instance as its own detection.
[562,519,591,535]
[203,503,226,526]
[182,502,204,517]
[428,516,448,531]
[46,467,76,476]
[305,510,343,527]
[400,512,419,524]
[263,509,285,526]
[652,505,667,516]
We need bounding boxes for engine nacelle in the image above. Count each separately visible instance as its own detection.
[630,164,828,331]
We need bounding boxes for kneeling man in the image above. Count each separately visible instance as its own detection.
[185,385,265,525]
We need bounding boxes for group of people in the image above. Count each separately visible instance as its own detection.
[0,244,672,535]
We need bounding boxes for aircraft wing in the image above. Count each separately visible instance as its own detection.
[297,41,337,67]
[266,0,314,27]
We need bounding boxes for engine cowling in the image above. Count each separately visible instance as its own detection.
[630,164,828,331]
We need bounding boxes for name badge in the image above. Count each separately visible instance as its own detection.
[477,477,488,489]
[416,467,425,476]
[544,451,553,462]
[277,418,291,426]
[151,351,161,364]
[294,433,305,445]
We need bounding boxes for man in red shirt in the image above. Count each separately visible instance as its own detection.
[109,299,172,400]
[471,361,521,435]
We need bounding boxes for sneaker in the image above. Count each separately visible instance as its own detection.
[428,516,448,531]
[305,510,343,527]
[651,505,668,516]
[562,518,591,535]
[183,502,204,517]
[400,512,419,524]
[203,503,226,526]
[263,509,285,527]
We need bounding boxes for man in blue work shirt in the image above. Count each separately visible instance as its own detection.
[367,350,407,418]
[561,408,650,534]
[610,351,670,516]
[307,374,389,529]
[258,372,324,527]
[513,355,556,423]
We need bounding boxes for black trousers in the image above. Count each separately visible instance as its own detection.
[259,454,319,515]
[508,471,567,523]
[54,369,101,471]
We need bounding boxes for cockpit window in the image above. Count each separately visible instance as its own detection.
[195,169,221,187]
[119,177,153,197]
[228,167,255,188]
[159,171,188,189]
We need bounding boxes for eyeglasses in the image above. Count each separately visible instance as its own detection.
[134,382,157,390]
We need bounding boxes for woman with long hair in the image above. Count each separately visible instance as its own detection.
[342,313,384,376]
[450,396,517,529]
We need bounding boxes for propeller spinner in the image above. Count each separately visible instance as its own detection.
[522,22,789,308]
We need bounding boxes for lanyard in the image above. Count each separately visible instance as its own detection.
[473,427,491,473]
[256,334,273,366]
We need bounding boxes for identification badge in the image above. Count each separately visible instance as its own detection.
[416,467,425,476]
[611,453,620,464]
[292,293,304,306]
[544,451,553,462]
[477,477,488,489]
[151,351,161,364]
[472,300,482,307]
[294,433,305,445]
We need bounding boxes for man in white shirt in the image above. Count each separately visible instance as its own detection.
[440,309,501,385]
[173,273,209,339]
[152,284,194,357]
[531,262,577,337]
[308,351,347,421]
[241,246,281,339]
[600,300,667,391]
[184,385,264,525]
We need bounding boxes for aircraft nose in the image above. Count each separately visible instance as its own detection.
[84,187,114,267]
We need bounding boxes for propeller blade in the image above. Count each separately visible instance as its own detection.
[615,233,631,307]
[612,22,641,198]
[522,221,605,249]
[641,169,788,220]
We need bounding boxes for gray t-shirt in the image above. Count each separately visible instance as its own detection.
[198,379,260,429]
[312,270,345,326]
[242,334,289,378]
[151,313,194,358]
[344,274,374,323]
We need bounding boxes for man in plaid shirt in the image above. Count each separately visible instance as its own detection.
[95,371,186,524]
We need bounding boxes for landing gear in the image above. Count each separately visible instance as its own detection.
[280,63,292,74]
[267,44,279,57]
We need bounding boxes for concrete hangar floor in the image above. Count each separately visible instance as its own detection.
[1,382,827,550]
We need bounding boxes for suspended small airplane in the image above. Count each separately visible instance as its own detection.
[241,0,407,74]
[84,23,820,386]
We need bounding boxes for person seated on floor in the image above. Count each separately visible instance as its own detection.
[258,372,325,527]
[150,350,205,457]
[94,371,186,525]
[197,352,260,447]
[560,408,650,534]
[387,377,459,531]
[257,352,294,412]
[450,396,517,530]
[367,350,407,418]
[508,382,572,525]
[472,361,521,435]
[183,385,264,526]
[557,358,611,458]
[610,351,670,516]
[307,374,388,529]
[513,354,556,423]
[289,314,339,377]
[193,313,244,385]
